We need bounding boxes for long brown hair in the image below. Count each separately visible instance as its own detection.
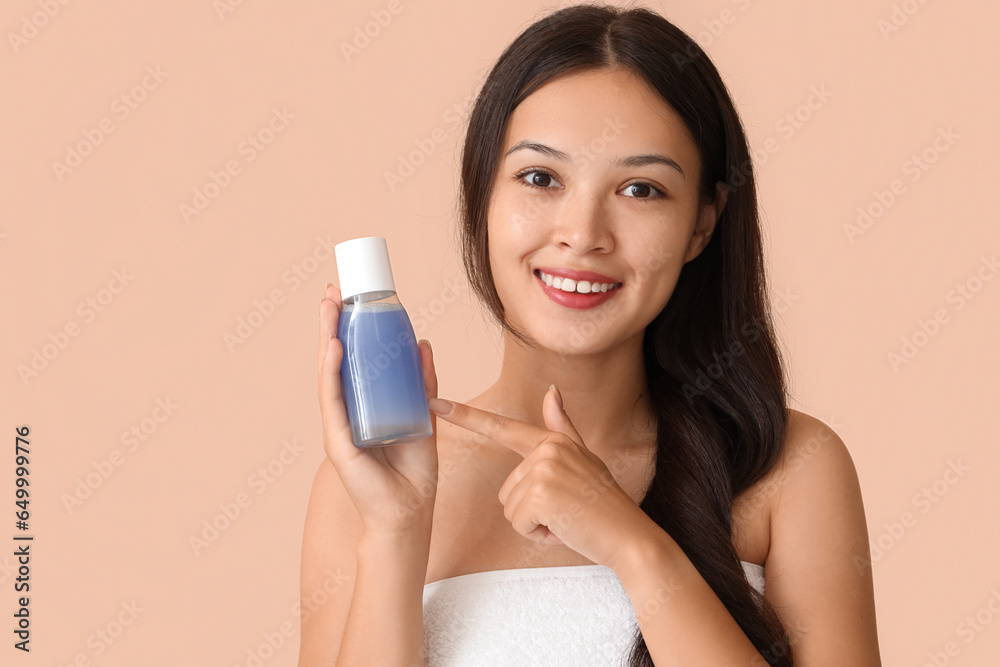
[456,3,793,665]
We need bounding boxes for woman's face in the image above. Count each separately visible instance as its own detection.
[487,66,723,355]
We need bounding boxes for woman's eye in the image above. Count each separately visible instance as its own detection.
[517,170,560,189]
[621,182,664,199]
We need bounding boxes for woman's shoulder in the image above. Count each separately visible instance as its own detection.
[735,408,845,491]
[767,408,861,523]
[733,409,854,560]
[780,409,852,473]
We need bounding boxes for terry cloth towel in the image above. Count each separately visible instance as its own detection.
[422,560,765,666]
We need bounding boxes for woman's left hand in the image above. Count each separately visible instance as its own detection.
[427,384,651,570]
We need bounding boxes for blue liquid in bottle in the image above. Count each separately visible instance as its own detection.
[338,294,433,448]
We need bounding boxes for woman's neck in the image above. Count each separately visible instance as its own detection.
[471,330,658,460]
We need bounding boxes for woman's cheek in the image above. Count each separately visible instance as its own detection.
[637,241,678,279]
[507,194,549,233]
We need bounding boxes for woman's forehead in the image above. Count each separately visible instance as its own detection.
[503,68,698,170]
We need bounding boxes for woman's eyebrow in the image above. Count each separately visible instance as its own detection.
[503,139,685,178]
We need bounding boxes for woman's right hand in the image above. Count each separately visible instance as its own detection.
[317,283,440,538]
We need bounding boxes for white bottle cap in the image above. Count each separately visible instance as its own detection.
[334,236,397,301]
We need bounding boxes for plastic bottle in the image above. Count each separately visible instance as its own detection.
[333,236,433,448]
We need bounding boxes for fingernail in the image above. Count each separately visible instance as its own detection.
[428,398,453,415]
[549,383,563,409]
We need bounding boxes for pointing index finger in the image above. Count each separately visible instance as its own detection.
[430,400,547,459]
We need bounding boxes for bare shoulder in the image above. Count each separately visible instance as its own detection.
[773,409,857,493]
[768,410,868,534]
[763,408,883,665]
[767,409,864,545]
[731,409,843,566]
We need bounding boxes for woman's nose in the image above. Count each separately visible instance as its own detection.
[550,190,613,254]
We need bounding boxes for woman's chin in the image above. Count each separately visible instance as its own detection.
[526,328,615,358]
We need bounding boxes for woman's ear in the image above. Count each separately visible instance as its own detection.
[684,182,728,263]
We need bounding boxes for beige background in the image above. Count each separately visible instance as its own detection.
[2,0,998,664]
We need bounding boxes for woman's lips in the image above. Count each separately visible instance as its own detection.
[534,269,622,310]
[534,266,620,286]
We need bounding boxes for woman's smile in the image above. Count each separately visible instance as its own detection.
[533,267,624,310]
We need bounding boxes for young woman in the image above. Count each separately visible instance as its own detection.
[300,5,882,666]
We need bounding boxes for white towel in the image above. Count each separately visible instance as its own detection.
[422,561,765,667]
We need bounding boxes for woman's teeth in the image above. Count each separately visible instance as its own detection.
[536,269,622,294]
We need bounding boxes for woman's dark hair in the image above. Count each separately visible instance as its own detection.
[456,3,793,665]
